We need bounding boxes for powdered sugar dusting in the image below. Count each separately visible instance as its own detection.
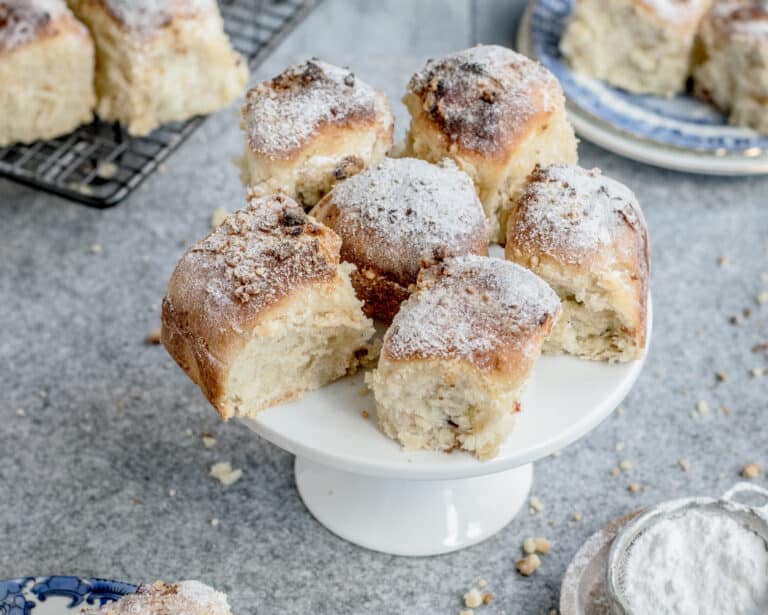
[384,255,560,369]
[704,0,768,39]
[509,165,646,266]
[99,0,216,36]
[241,58,391,159]
[315,157,488,284]
[407,45,562,157]
[637,0,711,26]
[0,0,67,51]
[82,580,230,615]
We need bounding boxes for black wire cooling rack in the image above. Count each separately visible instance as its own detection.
[0,0,318,208]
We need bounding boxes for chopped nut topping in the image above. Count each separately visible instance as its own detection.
[211,207,228,229]
[716,371,728,382]
[482,593,493,605]
[757,291,768,304]
[202,436,216,448]
[742,462,762,479]
[145,328,162,344]
[696,400,709,415]
[516,554,541,576]
[529,496,544,513]
[620,460,633,472]
[573,512,583,522]
[361,410,370,419]
[523,537,536,554]
[628,483,640,494]
[751,368,764,378]
[210,462,243,487]
[464,588,483,608]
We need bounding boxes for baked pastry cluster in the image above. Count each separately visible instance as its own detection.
[367,255,561,460]
[0,0,246,145]
[164,47,650,460]
[506,165,649,362]
[402,45,578,242]
[240,58,394,208]
[68,0,248,136]
[81,580,231,615]
[311,157,489,322]
[693,1,768,133]
[0,0,95,146]
[561,0,768,133]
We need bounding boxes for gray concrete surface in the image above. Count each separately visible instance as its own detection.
[1,1,767,613]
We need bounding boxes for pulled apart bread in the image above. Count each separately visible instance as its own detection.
[240,58,394,208]
[68,0,248,136]
[506,165,650,362]
[161,194,374,419]
[403,45,577,243]
[311,157,489,322]
[0,0,95,146]
[81,581,231,615]
[560,0,712,96]
[693,0,768,133]
[368,255,561,460]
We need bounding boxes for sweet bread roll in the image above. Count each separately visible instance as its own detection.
[693,1,768,133]
[0,0,95,146]
[560,0,711,96]
[161,194,374,419]
[68,0,248,136]
[311,157,489,322]
[505,165,649,362]
[367,255,561,460]
[82,581,231,615]
[240,58,394,208]
[402,45,577,243]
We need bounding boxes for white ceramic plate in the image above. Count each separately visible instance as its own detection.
[517,0,768,175]
[243,301,651,481]
[0,576,135,614]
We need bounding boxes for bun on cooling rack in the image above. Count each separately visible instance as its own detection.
[367,255,561,460]
[81,581,231,615]
[505,165,649,362]
[311,157,489,322]
[0,0,95,146]
[402,44,577,243]
[693,0,768,133]
[240,58,394,208]
[161,194,374,419]
[560,0,711,96]
[68,0,248,136]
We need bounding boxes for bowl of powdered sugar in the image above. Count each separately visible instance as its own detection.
[606,482,768,615]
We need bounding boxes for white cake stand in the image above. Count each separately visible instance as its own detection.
[243,302,651,556]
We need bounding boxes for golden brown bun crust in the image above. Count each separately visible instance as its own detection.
[382,255,560,380]
[311,157,489,322]
[0,0,90,51]
[405,45,565,164]
[505,165,649,349]
[161,195,342,417]
[241,58,394,162]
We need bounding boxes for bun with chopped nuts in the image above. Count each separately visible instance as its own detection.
[161,194,374,419]
[505,165,649,362]
[81,580,231,615]
[311,157,489,322]
[240,58,394,208]
[402,45,577,243]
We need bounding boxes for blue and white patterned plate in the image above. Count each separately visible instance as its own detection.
[0,576,136,614]
[517,0,768,175]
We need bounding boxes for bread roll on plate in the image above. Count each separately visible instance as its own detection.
[0,0,95,146]
[82,581,231,615]
[240,58,394,208]
[68,0,248,136]
[403,45,577,243]
[161,194,374,419]
[367,255,561,460]
[505,165,649,362]
[311,157,489,322]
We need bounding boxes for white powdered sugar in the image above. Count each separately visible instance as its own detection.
[622,508,768,615]
[0,0,67,51]
[407,45,561,156]
[706,0,768,39]
[99,0,215,36]
[384,255,560,367]
[509,165,646,266]
[241,58,388,159]
[318,157,487,283]
[82,580,231,615]
[638,0,712,26]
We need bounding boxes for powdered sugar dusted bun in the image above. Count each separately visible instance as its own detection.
[403,45,577,243]
[311,157,489,322]
[240,58,394,208]
[81,580,231,615]
[161,194,374,419]
[368,255,560,460]
[560,0,711,97]
[0,0,95,146]
[69,0,247,136]
[693,1,768,133]
[505,165,649,362]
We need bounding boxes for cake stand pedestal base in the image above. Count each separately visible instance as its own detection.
[294,457,533,556]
